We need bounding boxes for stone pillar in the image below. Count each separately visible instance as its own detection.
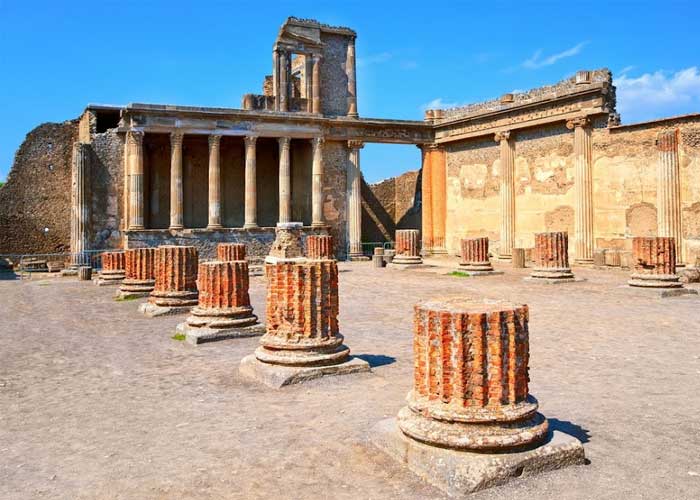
[530,232,575,282]
[218,243,246,262]
[311,137,325,227]
[244,135,258,228]
[279,50,289,112]
[346,37,358,118]
[628,237,682,288]
[272,49,279,111]
[397,297,549,451]
[656,129,684,264]
[169,132,184,230]
[347,140,365,260]
[495,131,515,260]
[122,134,129,231]
[117,247,156,298]
[127,131,145,230]
[278,137,292,224]
[391,229,423,266]
[70,142,90,266]
[97,251,126,286]
[177,260,262,344]
[512,248,526,269]
[459,237,493,272]
[312,54,321,114]
[307,235,333,260]
[420,145,434,254]
[430,146,447,254]
[140,246,199,316]
[567,117,594,264]
[207,134,222,229]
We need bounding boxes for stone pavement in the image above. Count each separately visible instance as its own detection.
[1,261,699,499]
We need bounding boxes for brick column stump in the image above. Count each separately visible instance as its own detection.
[371,297,585,496]
[512,248,526,269]
[528,232,578,283]
[388,229,423,268]
[116,248,156,299]
[306,235,334,260]
[97,251,126,286]
[217,243,246,262]
[628,237,696,297]
[240,256,370,388]
[139,246,199,317]
[176,260,264,345]
[457,237,502,276]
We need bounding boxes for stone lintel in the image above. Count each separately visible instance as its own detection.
[371,418,585,496]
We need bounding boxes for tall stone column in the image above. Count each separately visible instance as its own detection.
[278,137,292,224]
[495,131,515,260]
[279,51,289,112]
[71,142,90,265]
[122,135,129,232]
[347,140,365,259]
[207,134,222,229]
[420,145,434,254]
[312,54,322,114]
[567,117,594,264]
[272,49,279,111]
[311,137,325,226]
[169,131,184,230]
[656,129,684,264]
[127,131,145,230]
[244,135,258,228]
[430,145,447,254]
[346,37,358,118]
[305,55,314,112]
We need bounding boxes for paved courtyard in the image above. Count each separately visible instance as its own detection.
[1,261,699,499]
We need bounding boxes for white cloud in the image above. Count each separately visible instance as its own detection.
[420,98,467,111]
[522,42,588,69]
[616,67,700,122]
[357,52,393,68]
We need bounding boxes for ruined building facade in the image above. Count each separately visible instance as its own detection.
[1,18,699,264]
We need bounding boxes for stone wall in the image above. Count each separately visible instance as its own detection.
[320,32,350,117]
[90,129,124,250]
[362,170,421,243]
[321,140,348,256]
[0,120,78,255]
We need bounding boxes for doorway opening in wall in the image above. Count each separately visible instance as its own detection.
[359,143,422,254]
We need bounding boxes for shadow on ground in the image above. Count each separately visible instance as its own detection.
[548,418,592,444]
[354,354,396,367]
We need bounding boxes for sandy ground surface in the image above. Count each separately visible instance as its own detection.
[1,260,699,500]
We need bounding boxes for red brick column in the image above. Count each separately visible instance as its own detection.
[217,243,246,262]
[307,235,334,260]
[119,247,156,295]
[99,251,126,284]
[397,297,548,451]
[459,237,493,272]
[628,237,681,288]
[148,246,199,307]
[256,259,348,366]
[185,260,257,330]
[392,229,423,265]
[530,232,574,280]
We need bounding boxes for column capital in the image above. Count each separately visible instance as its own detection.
[311,136,325,148]
[127,130,144,145]
[278,136,291,150]
[494,130,511,143]
[170,131,184,146]
[566,116,590,130]
[209,134,222,148]
[244,135,258,147]
[348,140,364,150]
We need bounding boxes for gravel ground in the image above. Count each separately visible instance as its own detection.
[1,260,699,500]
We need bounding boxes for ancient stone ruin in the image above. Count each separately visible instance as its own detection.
[116,247,156,299]
[628,237,697,297]
[306,234,333,260]
[96,251,125,286]
[217,243,246,262]
[373,297,585,495]
[528,232,577,283]
[457,237,501,275]
[388,229,422,267]
[139,246,199,317]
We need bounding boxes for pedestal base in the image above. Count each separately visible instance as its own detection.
[349,255,370,261]
[239,354,371,389]
[628,273,682,288]
[625,285,698,298]
[95,273,125,286]
[176,322,265,345]
[524,276,584,284]
[114,289,151,300]
[371,418,585,496]
[455,265,503,277]
[138,302,193,317]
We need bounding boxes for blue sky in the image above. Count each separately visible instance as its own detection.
[1,0,699,183]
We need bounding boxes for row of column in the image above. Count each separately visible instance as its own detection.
[125,132,326,231]
[273,49,322,114]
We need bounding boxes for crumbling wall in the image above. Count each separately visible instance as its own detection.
[90,129,124,249]
[320,32,350,117]
[0,120,78,255]
[362,170,421,243]
[321,141,348,255]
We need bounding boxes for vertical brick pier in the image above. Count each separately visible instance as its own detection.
[306,235,334,260]
[97,251,126,286]
[628,237,690,293]
[116,247,156,299]
[139,246,199,317]
[529,232,576,282]
[177,260,263,344]
[217,243,246,262]
[372,297,585,496]
[389,229,423,267]
[458,237,499,274]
